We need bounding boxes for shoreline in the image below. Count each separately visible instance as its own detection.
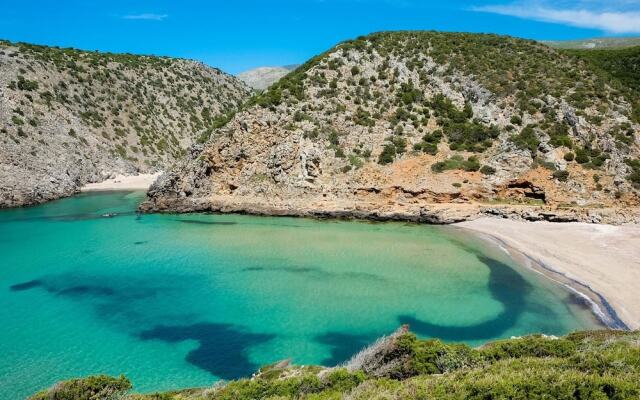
[80,173,161,192]
[459,227,627,330]
[139,194,640,225]
[456,218,640,330]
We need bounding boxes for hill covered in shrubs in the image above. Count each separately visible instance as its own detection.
[142,31,640,223]
[0,40,250,207]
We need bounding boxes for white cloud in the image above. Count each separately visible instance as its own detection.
[122,13,168,21]
[472,2,640,34]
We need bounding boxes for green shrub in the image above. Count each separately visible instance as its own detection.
[626,158,640,188]
[564,152,575,161]
[328,130,340,146]
[354,107,375,126]
[481,335,577,361]
[480,165,496,175]
[378,144,396,165]
[552,170,570,182]
[16,75,39,91]
[431,155,480,173]
[511,125,539,155]
[30,375,131,400]
[547,122,573,148]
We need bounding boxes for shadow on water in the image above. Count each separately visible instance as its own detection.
[398,255,534,341]
[314,331,376,366]
[139,323,275,379]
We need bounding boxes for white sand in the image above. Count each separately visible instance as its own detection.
[456,218,640,330]
[80,172,161,192]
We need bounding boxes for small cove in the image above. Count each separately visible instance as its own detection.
[0,191,602,398]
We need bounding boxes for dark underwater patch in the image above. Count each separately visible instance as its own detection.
[139,323,275,379]
[565,291,592,310]
[56,285,116,297]
[241,266,386,283]
[242,266,317,274]
[399,255,535,341]
[9,274,163,304]
[314,331,376,366]
[10,279,43,291]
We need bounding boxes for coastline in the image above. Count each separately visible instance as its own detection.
[80,173,161,192]
[456,217,640,330]
[139,194,640,225]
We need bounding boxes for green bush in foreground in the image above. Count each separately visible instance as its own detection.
[32,330,640,399]
[30,374,131,400]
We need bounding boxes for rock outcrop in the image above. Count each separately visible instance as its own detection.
[0,40,251,207]
[237,65,297,90]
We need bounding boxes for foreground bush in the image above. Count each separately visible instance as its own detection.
[29,375,131,400]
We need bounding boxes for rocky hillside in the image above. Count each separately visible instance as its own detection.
[30,329,640,399]
[237,65,297,90]
[0,40,251,207]
[142,32,640,223]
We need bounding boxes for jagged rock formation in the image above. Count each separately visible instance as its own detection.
[237,65,297,90]
[0,40,251,207]
[142,32,640,223]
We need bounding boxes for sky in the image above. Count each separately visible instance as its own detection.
[1,1,639,74]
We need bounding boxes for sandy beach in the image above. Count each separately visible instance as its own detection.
[457,217,640,330]
[80,172,162,192]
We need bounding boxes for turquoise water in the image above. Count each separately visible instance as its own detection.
[0,192,600,398]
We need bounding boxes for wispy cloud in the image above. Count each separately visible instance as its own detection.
[472,1,640,34]
[122,13,168,21]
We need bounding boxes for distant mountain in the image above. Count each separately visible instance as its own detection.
[237,65,298,90]
[142,31,640,222]
[0,40,251,207]
[545,37,640,49]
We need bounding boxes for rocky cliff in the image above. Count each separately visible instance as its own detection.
[142,32,640,223]
[0,40,251,207]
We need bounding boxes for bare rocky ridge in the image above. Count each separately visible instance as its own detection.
[237,65,297,90]
[0,40,251,207]
[142,32,640,223]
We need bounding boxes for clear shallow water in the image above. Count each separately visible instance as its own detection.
[0,191,600,398]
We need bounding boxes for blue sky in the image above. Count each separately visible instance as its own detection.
[1,1,639,74]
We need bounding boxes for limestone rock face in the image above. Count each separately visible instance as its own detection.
[0,40,251,207]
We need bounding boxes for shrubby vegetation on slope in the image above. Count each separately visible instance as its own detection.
[0,39,250,206]
[145,31,640,216]
[31,330,640,399]
[564,46,640,123]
